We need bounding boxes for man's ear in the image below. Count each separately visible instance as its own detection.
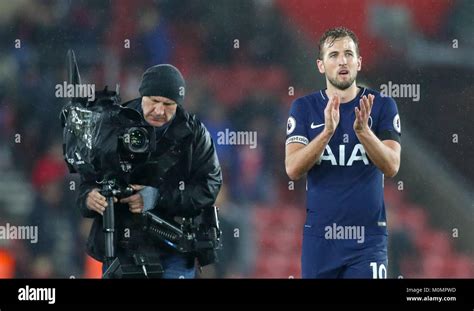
[357,56,362,72]
[317,59,325,74]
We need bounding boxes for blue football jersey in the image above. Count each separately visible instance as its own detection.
[286,87,401,237]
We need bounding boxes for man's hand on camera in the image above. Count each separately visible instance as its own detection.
[120,184,160,214]
[86,188,118,216]
[120,184,145,214]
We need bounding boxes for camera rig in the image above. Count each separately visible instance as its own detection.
[142,205,221,267]
[60,50,221,278]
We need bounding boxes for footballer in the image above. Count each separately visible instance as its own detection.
[285,27,401,278]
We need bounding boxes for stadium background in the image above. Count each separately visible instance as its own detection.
[0,0,472,278]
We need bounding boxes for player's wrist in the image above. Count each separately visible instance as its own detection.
[354,125,371,136]
[322,127,335,139]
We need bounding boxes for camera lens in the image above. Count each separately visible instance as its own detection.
[124,127,149,153]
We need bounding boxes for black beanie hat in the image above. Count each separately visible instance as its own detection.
[139,64,186,105]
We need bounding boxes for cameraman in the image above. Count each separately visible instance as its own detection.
[77,64,222,278]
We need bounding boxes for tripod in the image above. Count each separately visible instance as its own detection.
[100,180,163,278]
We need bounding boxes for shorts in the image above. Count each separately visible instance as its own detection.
[301,224,388,279]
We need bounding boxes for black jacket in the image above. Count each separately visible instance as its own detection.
[76,99,222,262]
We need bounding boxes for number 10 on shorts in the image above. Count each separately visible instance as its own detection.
[370,262,387,279]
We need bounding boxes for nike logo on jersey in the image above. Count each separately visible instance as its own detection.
[311,122,325,129]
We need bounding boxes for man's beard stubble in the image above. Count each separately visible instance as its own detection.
[327,72,357,90]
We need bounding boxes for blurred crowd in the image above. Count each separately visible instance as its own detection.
[0,0,471,278]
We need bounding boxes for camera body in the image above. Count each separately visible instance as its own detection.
[61,86,156,185]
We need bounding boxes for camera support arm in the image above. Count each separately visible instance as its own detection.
[99,180,134,275]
